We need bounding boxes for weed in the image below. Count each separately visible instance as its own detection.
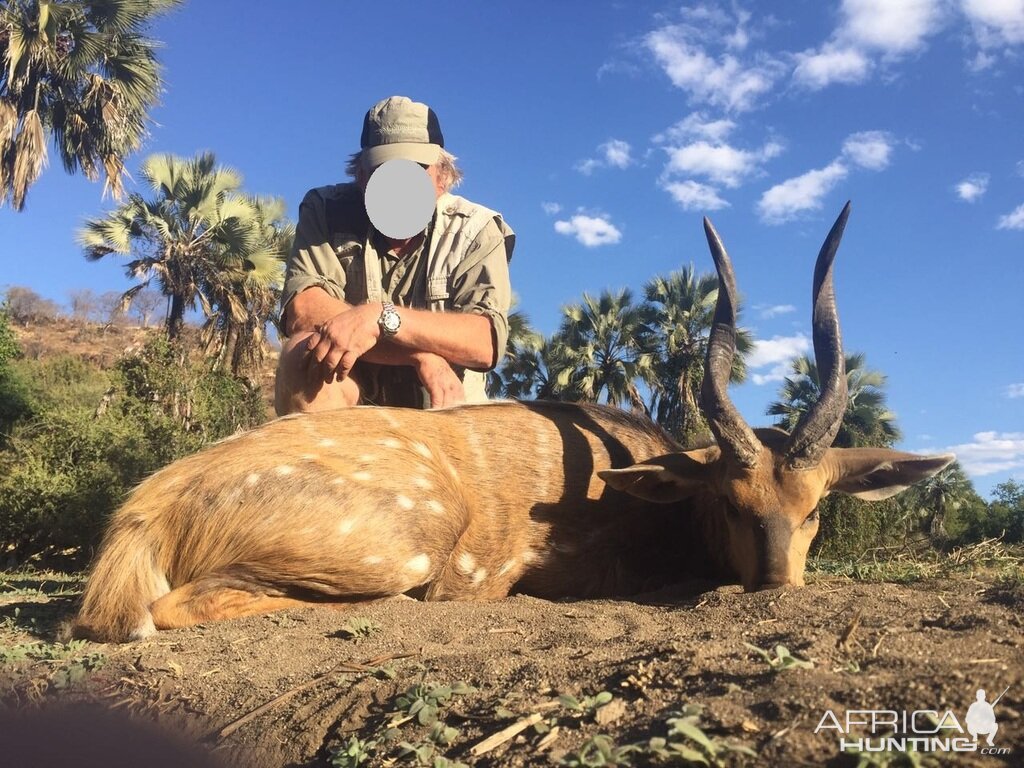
[743,642,814,672]
[559,690,614,717]
[559,734,639,767]
[0,638,89,665]
[337,617,379,641]
[393,681,475,727]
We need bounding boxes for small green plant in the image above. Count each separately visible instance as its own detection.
[0,638,90,665]
[328,735,378,768]
[560,734,640,767]
[743,642,814,671]
[337,617,379,640]
[392,681,475,727]
[559,690,614,717]
[50,652,106,689]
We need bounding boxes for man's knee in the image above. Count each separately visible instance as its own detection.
[275,335,361,415]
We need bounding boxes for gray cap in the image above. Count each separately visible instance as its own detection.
[360,96,444,170]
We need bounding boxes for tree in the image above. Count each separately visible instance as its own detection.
[900,461,976,538]
[78,152,288,351]
[552,288,656,411]
[1,0,181,209]
[767,352,902,448]
[642,266,753,444]
[68,286,97,321]
[3,285,59,324]
[129,287,162,326]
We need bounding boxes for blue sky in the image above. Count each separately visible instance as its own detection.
[1,1,1022,496]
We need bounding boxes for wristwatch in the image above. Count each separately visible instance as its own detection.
[378,301,402,337]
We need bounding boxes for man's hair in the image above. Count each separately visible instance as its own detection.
[346,149,464,192]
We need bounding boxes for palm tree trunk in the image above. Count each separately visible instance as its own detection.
[167,294,185,340]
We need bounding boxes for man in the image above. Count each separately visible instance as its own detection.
[276,96,514,414]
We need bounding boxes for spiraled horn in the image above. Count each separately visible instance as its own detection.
[785,203,851,469]
[700,217,762,469]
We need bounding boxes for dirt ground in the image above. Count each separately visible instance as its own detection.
[1,572,1021,768]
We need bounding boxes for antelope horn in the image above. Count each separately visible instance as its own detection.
[785,202,851,469]
[700,217,762,469]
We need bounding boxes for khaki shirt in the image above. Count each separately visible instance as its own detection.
[282,183,514,407]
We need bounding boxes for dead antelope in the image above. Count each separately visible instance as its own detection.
[75,204,953,642]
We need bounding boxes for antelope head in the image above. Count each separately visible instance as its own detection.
[600,204,954,591]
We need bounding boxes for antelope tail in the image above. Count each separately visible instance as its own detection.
[74,515,167,643]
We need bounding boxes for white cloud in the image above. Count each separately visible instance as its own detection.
[1006,383,1024,398]
[644,21,784,112]
[541,202,562,215]
[944,431,1024,476]
[664,139,783,188]
[839,0,947,53]
[601,139,633,169]
[554,215,623,247]
[661,180,730,211]
[997,202,1024,229]
[842,131,895,170]
[758,161,849,224]
[793,46,872,89]
[956,173,990,202]
[654,112,737,144]
[748,334,811,385]
[756,303,797,319]
[961,0,1024,47]
[793,0,947,90]
[1017,160,1024,177]
[576,139,633,175]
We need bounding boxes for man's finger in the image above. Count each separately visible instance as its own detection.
[334,350,358,380]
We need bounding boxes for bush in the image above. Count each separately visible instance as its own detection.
[811,494,905,560]
[0,334,267,562]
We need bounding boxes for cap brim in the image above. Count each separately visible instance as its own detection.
[361,143,442,170]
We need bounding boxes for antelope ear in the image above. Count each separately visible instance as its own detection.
[826,448,955,501]
[598,448,718,503]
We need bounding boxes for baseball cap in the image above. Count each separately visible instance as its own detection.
[360,96,444,170]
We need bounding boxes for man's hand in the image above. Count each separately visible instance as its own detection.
[306,304,381,382]
[412,352,465,408]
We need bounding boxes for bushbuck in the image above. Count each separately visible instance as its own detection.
[75,204,953,642]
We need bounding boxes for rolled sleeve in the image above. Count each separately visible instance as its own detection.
[281,189,349,314]
[448,220,513,370]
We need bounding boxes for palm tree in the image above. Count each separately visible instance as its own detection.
[908,462,975,538]
[642,266,753,443]
[768,352,902,448]
[552,288,656,412]
[1,0,181,210]
[78,152,288,350]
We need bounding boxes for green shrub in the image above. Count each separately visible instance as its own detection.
[811,494,904,560]
[0,334,267,562]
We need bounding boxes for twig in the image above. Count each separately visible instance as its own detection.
[470,713,543,757]
[537,724,561,751]
[215,650,417,740]
[871,629,889,658]
[837,609,863,652]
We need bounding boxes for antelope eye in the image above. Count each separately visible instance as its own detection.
[803,508,820,526]
[724,501,742,520]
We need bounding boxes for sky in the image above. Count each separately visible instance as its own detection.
[0,1,1022,497]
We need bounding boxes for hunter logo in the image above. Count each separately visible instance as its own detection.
[815,686,1012,756]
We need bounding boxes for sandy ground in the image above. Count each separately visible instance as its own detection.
[1,573,1022,767]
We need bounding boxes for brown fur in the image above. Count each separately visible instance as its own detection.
[75,397,953,643]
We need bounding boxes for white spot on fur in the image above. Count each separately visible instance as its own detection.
[413,476,433,490]
[425,500,444,515]
[338,519,357,535]
[378,410,400,428]
[395,495,414,511]
[411,442,432,460]
[404,554,431,574]
[472,568,488,586]
[332,477,346,486]
[299,453,318,461]
[521,549,538,565]
[379,437,402,449]
[498,558,517,576]
[245,473,261,486]
[317,438,337,448]
[275,465,295,476]
[351,471,372,482]
[358,454,378,463]
[362,555,384,566]
[457,553,476,575]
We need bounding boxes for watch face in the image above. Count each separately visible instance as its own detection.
[382,311,401,333]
